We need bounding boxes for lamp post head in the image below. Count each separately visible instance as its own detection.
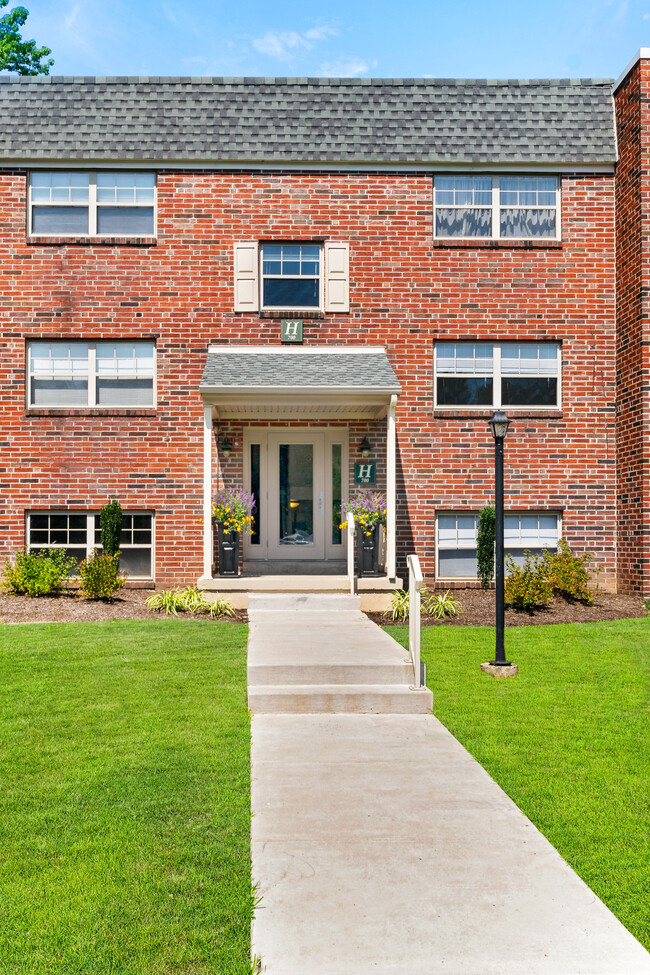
[489,411,511,441]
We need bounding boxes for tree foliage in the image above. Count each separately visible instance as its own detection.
[0,0,53,75]
[476,505,496,589]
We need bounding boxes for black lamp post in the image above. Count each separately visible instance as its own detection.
[489,410,512,666]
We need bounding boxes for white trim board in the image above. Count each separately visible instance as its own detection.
[614,48,650,92]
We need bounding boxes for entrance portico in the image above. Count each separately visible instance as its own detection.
[198,346,401,593]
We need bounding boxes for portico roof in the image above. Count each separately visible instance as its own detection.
[199,345,401,419]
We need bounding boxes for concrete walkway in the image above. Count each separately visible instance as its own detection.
[249,595,650,975]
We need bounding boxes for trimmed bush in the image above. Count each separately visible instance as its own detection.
[100,499,123,559]
[476,506,495,589]
[504,552,553,610]
[2,549,76,597]
[541,539,597,604]
[78,551,126,601]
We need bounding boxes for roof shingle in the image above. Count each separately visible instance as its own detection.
[0,76,616,165]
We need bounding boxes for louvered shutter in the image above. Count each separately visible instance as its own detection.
[234,242,259,311]
[324,242,349,313]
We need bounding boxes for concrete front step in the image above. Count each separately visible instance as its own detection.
[248,661,414,686]
[248,683,434,714]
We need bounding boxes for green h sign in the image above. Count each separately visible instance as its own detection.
[355,463,376,485]
[281,319,303,343]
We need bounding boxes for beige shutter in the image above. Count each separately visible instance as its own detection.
[324,242,349,313]
[234,242,259,312]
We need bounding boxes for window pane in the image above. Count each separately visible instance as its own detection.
[437,376,493,406]
[438,550,478,577]
[31,379,88,406]
[32,206,89,234]
[437,343,493,375]
[119,548,152,577]
[96,341,154,377]
[501,377,557,406]
[250,444,261,545]
[435,175,492,205]
[500,209,556,238]
[332,444,342,546]
[436,208,492,237]
[499,176,556,206]
[97,206,154,235]
[96,378,154,406]
[263,278,319,308]
[501,344,558,377]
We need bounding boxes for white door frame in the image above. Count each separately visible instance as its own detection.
[243,426,349,562]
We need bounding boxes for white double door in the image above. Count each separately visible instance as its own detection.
[243,428,348,561]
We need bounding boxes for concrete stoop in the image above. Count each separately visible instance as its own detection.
[247,592,433,715]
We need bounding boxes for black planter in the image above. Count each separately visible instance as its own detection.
[356,524,381,577]
[217,523,240,576]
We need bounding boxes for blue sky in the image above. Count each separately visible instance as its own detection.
[12,0,650,79]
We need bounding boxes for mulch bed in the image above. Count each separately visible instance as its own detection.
[0,589,248,625]
[368,589,647,627]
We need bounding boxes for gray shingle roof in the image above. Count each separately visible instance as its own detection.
[200,348,401,392]
[0,76,616,165]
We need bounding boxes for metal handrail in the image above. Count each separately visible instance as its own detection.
[407,554,423,689]
[347,511,356,595]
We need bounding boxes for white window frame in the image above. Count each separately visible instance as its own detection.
[435,510,561,581]
[28,171,157,237]
[259,242,324,313]
[26,510,155,580]
[433,175,561,241]
[27,340,157,409]
[433,341,562,410]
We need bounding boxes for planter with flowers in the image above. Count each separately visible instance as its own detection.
[341,491,387,577]
[211,488,255,576]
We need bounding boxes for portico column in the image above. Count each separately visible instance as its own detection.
[386,394,397,581]
[202,405,213,580]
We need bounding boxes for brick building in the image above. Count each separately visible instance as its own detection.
[0,51,649,599]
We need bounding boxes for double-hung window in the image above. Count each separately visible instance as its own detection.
[28,340,155,408]
[436,512,560,579]
[434,175,559,239]
[29,172,155,236]
[27,511,154,578]
[434,342,560,408]
[233,241,350,313]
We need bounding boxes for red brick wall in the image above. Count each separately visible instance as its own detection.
[0,167,616,587]
[615,58,650,594]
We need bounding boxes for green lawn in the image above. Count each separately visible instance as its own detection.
[391,618,650,949]
[0,620,252,975]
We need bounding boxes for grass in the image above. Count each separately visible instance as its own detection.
[0,619,252,975]
[390,618,650,949]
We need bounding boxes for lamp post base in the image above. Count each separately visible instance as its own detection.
[480,661,519,678]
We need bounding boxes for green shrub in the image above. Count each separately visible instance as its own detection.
[78,551,126,601]
[100,498,123,559]
[2,549,76,597]
[541,539,597,604]
[504,552,553,610]
[146,586,234,618]
[385,587,462,621]
[476,506,495,589]
[423,589,462,619]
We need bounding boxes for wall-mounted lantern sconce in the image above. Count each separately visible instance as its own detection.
[218,437,233,460]
[359,437,372,459]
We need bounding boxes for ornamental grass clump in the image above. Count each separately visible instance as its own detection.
[211,488,256,534]
[341,491,387,537]
[146,586,234,618]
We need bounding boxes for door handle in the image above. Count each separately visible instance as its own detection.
[317,491,324,515]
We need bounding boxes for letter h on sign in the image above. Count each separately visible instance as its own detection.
[281,319,303,343]
[355,463,376,484]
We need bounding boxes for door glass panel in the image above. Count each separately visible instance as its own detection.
[279,444,313,546]
[332,443,342,545]
[250,443,261,545]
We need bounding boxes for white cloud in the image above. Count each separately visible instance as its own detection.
[317,56,377,78]
[252,25,338,61]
